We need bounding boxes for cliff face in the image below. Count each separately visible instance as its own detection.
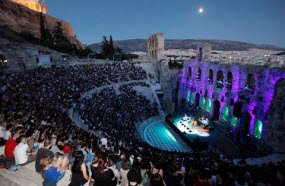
[0,0,81,47]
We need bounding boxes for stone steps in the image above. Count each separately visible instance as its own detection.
[0,161,72,186]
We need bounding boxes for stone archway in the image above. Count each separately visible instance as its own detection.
[246,74,256,89]
[208,69,213,84]
[226,71,233,89]
[233,102,243,118]
[188,67,192,79]
[240,111,251,137]
[195,93,200,107]
[196,68,202,81]
[216,70,224,88]
[212,100,221,121]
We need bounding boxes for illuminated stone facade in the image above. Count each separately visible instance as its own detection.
[12,0,47,13]
[178,56,285,152]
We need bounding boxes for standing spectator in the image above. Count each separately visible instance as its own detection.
[149,163,165,186]
[69,151,89,186]
[91,158,116,186]
[126,168,143,186]
[120,161,130,186]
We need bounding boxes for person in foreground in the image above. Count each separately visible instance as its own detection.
[40,155,69,186]
[69,151,90,186]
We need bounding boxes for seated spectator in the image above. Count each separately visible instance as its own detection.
[35,139,55,174]
[50,137,64,156]
[63,141,71,155]
[3,124,13,142]
[14,135,36,166]
[0,130,20,168]
[41,155,69,186]
[69,151,89,186]
[0,122,5,146]
[4,130,20,159]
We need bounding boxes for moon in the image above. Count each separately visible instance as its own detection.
[198,7,204,14]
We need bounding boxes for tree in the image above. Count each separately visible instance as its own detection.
[109,35,115,57]
[40,13,53,48]
[52,21,73,53]
[100,36,109,59]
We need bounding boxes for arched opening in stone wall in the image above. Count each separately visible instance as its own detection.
[208,69,213,84]
[195,93,200,106]
[222,106,229,121]
[190,92,195,104]
[212,100,221,121]
[216,70,224,88]
[187,67,192,79]
[196,68,202,81]
[200,96,206,109]
[233,102,243,118]
[254,120,263,139]
[186,90,191,103]
[246,74,256,89]
[206,98,212,113]
[231,116,238,126]
[226,71,233,90]
[240,111,252,137]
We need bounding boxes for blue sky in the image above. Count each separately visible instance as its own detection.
[47,0,285,47]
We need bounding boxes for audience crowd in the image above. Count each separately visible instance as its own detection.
[0,63,284,186]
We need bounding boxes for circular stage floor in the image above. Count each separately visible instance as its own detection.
[139,118,192,152]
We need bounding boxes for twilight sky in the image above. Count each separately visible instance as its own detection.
[47,0,285,47]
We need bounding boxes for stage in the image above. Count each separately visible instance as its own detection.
[174,114,210,137]
[165,112,240,156]
[165,112,216,151]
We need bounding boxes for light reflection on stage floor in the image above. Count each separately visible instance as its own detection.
[138,118,192,152]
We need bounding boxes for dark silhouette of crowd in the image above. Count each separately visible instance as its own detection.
[0,63,284,186]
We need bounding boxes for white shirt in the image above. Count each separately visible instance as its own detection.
[14,143,29,165]
[100,138,107,146]
[3,130,11,140]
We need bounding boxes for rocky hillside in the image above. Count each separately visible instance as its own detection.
[89,39,284,52]
[0,0,82,48]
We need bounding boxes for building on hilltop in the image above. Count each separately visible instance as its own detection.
[11,0,47,13]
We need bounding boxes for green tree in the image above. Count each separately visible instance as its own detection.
[100,36,109,59]
[40,13,53,48]
[109,35,115,58]
[52,21,73,53]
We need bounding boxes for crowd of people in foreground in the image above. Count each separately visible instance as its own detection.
[0,63,284,186]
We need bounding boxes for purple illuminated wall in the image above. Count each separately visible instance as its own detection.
[179,59,285,143]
